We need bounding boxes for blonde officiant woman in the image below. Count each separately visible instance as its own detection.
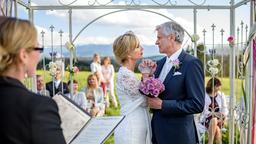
[113,31,152,144]
[0,16,66,143]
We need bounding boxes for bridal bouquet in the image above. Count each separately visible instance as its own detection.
[138,59,165,97]
[139,77,165,98]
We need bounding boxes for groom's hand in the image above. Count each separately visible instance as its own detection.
[147,97,162,109]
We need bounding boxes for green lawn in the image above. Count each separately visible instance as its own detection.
[37,70,242,144]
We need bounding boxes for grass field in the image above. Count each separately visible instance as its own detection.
[36,70,243,144]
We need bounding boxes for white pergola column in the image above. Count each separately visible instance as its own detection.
[69,9,74,96]
[229,0,236,143]
[193,8,197,57]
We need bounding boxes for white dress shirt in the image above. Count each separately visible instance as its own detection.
[54,80,61,89]
[159,48,183,82]
[90,62,102,73]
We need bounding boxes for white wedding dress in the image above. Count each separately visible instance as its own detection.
[114,67,152,144]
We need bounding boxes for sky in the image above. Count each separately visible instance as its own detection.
[15,0,250,50]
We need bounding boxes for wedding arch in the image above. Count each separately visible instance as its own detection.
[1,0,255,143]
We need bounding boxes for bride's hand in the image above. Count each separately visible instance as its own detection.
[150,62,157,75]
[139,59,157,76]
[141,73,150,81]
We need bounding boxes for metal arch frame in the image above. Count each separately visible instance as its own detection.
[71,9,193,44]
[10,0,254,143]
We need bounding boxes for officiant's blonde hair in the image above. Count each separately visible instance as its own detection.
[113,31,140,65]
[0,16,37,74]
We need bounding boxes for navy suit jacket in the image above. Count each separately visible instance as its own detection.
[46,81,69,97]
[152,50,205,144]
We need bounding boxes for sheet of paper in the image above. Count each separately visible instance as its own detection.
[71,116,125,144]
[53,94,91,143]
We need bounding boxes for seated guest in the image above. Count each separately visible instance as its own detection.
[36,74,50,97]
[199,77,228,144]
[0,16,65,144]
[82,74,105,117]
[46,67,69,97]
[65,79,87,110]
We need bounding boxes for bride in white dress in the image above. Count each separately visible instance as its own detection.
[113,31,152,144]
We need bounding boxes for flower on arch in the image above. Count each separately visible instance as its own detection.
[65,41,75,51]
[227,36,235,47]
[191,34,200,42]
[209,67,219,75]
[207,59,220,76]
[66,65,79,75]
[207,59,219,67]
[48,61,63,77]
[48,61,58,76]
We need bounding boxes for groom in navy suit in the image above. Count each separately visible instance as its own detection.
[147,21,205,144]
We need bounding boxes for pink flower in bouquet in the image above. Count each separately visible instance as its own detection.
[139,77,165,97]
[227,36,234,47]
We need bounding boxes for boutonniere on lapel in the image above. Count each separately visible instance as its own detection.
[171,59,182,76]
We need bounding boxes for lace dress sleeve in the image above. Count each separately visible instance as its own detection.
[117,67,145,100]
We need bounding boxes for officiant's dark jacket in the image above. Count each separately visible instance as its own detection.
[46,81,69,97]
[0,76,66,144]
[152,50,205,144]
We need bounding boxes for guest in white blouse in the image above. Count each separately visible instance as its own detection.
[83,74,105,117]
[65,80,87,110]
[90,53,102,73]
[101,56,118,108]
[199,77,228,144]
[90,53,107,97]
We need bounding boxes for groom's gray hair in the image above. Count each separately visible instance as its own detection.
[155,21,184,44]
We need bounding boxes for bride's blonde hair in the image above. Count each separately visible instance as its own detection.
[113,31,140,65]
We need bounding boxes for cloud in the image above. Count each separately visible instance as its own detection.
[32,0,249,47]
[36,25,69,47]
[43,8,195,45]
[36,25,115,46]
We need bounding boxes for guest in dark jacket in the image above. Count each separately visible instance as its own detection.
[0,16,66,144]
[46,66,69,97]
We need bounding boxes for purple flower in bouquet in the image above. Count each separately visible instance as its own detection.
[139,77,165,97]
